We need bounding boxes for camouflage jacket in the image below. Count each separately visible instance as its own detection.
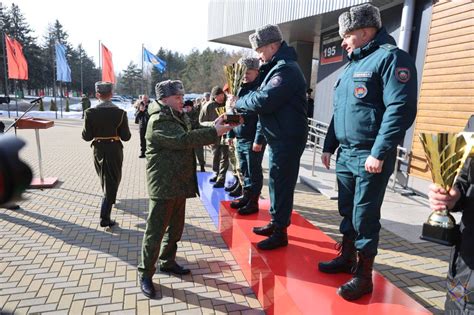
[146,100,219,199]
[199,100,226,145]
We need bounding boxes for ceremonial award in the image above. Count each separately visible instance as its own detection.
[223,63,246,123]
[419,132,473,246]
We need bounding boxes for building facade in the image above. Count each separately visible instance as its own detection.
[208,0,474,194]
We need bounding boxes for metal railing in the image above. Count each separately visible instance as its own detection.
[305,118,411,192]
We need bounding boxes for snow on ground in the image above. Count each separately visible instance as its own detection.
[0,99,137,120]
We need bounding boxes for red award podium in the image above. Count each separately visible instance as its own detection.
[16,117,58,188]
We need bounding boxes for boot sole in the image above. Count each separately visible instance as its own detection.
[337,287,373,301]
[141,287,156,299]
[238,209,258,216]
[317,266,354,274]
[257,241,288,250]
[253,230,274,236]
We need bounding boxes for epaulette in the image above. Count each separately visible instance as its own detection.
[380,43,398,51]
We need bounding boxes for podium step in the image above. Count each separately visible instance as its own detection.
[218,200,430,315]
[197,172,429,314]
[197,172,236,226]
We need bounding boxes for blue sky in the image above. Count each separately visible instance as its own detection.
[3,0,236,73]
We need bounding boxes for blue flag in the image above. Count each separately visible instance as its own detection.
[55,43,71,82]
[143,48,166,73]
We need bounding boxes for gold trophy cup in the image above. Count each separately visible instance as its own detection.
[223,63,247,123]
[418,132,473,246]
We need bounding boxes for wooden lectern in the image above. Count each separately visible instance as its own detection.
[16,117,57,188]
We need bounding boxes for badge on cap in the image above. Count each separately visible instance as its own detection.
[354,83,368,99]
[270,76,282,87]
[395,67,410,83]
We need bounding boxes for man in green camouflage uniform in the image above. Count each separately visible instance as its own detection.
[82,82,131,227]
[199,86,229,188]
[138,80,235,299]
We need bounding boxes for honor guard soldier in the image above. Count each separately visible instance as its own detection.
[138,80,236,299]
[319,4,418,300]
[228,24,308,250]
[82,81,131,228]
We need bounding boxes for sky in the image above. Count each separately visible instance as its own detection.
[2,0,239,73]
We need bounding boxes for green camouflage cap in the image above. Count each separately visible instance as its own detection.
[95,81,113,94]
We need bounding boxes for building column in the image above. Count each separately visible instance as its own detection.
[289,41,313,89]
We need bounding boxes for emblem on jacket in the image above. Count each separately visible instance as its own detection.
[354,83,368,99]
[270,76,282,87]
[395,67,410,83]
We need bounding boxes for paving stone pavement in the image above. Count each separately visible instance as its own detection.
[0,119,263,315]
[0,118,450,314]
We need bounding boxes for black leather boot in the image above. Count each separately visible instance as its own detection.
[229,182,243,197]
[238,193,259,215]
[337,252,374,301]
[225,177,239,192]
[318,236,356,274]
[140,276,156,298]
[252,222,275,236]
[257,226,288,250]
[100,198,116,227]
[230,189,250,209]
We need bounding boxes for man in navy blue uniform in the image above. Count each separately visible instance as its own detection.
[228,57,266,215]
[319,4,418,300]
[229,24,308,250]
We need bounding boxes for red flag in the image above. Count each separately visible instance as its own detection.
[101,44,115,83]
[5,34,28,80]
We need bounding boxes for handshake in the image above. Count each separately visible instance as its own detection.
[213,113,242,137]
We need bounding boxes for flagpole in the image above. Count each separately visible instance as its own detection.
[53,42,57,119]
[14,79,18,116]
[141,44,144,95]
[98,40,101,81]
[1,32,10,118]
[80,44,83,95]
[60,81,63,118]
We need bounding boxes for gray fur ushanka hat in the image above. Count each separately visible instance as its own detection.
[155,80,185,99]
[338,3,382,38]
[238,57,260,70]
[249,24,283,50]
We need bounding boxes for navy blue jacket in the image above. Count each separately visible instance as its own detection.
[235,41,308,143]
[323,28,418,160]
[228,79,265,144]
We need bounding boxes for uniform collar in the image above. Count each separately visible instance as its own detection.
[96,100,117,108]
[348,28,393,61]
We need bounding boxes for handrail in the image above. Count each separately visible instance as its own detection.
[306,118,411,192]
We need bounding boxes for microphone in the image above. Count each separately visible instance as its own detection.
[30,97,43,104]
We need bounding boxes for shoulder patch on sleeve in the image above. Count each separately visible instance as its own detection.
[270,75,282,87]
[395,67,411,83]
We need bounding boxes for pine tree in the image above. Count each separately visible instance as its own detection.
[116,62,142,96]
[0,4,44,95]
[50,99,57,111]
[38,99,44,111]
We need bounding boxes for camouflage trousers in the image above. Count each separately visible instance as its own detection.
[138,198,186,278]
[228,141,243,185]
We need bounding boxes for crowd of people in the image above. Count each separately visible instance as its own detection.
[78,3,472,312]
